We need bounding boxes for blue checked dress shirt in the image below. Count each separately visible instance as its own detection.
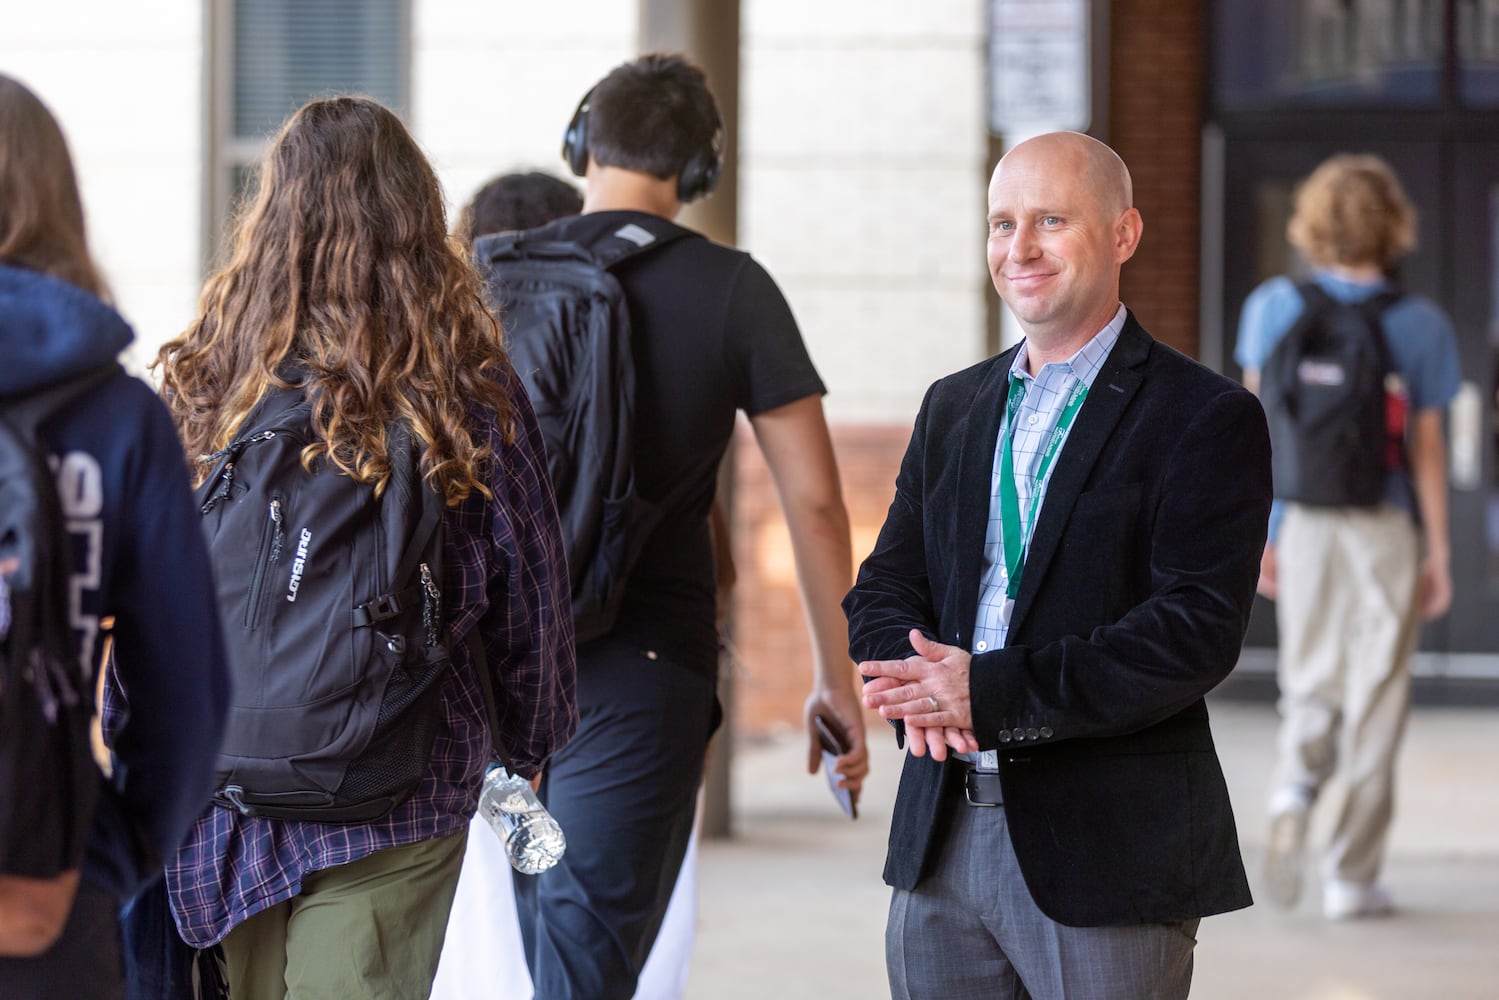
[965,305,1126,770]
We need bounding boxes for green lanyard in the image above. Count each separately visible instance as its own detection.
[999,375,1088,600]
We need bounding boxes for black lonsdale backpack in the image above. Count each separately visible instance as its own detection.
[474,218,701,644]
[1260,283,1403,507]
[0,364,118,880]
[196,385,450,823]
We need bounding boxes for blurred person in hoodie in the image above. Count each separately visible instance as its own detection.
[0,73,231,999]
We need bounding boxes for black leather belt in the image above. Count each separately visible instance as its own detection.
[962,768,1003,807]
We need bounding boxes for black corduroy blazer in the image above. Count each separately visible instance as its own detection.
[845,313,1270,927]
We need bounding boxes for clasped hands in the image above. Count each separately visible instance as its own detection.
[859,628,978,761]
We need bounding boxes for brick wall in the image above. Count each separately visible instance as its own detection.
[727,421,910,738]
[1109,0,1206,359]
[740,0,990,426]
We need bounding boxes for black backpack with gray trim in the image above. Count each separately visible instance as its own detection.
[474,217,694,644]
[195,386,450,823]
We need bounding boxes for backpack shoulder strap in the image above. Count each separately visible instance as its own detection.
[1289,281,1397,361]
[585,217,693,271]
[1359,286,1404,322]
[474,217,693,273]
[1293,281,1334,316]
[1357,288,1401,383]
[473,231,592,268]
[386,422,443,589]
[465,627,523,776]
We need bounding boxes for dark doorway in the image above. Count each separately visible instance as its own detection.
[1201,0,1499,693]
[1209,122,1498,672]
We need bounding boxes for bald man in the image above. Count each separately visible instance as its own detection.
[845,132,1271,998]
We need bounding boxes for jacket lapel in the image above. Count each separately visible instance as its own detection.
[1008,315,1151,633]
[952,347,1018,647]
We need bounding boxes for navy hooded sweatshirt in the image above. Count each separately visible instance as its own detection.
[0,262,230,901]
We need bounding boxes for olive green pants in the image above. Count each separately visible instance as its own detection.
[220,830,467,1000]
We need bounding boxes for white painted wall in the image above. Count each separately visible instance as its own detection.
[2,0,991,423]
[741,1,990,424]
[1,0,205,375]
[411,1,634,229]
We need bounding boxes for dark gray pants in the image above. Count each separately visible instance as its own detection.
[887,793,1199,1000]
[513,639,716,1000]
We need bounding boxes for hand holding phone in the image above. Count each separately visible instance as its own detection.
[814,715,857,820]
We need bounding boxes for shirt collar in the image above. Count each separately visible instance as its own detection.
[1010,303,1127,390]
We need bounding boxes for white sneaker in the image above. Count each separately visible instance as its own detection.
[1323,880,1394,920]
[1262,787,1313,908]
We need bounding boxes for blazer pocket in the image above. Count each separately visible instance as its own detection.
[1070,481,1141,521]
[1055,483,1142,626]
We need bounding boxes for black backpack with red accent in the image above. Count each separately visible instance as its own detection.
[1259,283,1403,507]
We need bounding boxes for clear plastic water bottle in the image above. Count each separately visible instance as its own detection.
[477,762,566,875]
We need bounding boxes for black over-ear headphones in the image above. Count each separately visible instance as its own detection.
[561,87,725,203]
[560,89,594,179]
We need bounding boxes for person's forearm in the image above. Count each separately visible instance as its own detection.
[749,396,858,691]
[784,499,855,690]
[1410,410,1449,567]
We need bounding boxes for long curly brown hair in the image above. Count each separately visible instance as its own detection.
[0,73,109,298]
[156,95,513,503]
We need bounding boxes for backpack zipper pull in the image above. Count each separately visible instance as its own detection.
[199,461,235,514]
[420,563,441,648]
[221,785,253,815]
[200,431,279,513]
[267,498,284,564]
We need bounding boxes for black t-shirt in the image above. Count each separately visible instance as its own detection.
[530,210,825,675]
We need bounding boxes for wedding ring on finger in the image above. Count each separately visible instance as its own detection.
[927,695,939,712]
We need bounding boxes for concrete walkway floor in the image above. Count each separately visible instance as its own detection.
[686,698,1499,999]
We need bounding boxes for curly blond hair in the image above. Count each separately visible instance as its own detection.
[1287,153,1416,273]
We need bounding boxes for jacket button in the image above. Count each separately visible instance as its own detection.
[1040,726,1053,739]
[1026,728,1040,740]
[998,730,1012,743]
[1012,730,1026,742]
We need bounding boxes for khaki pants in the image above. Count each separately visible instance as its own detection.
[221,830,467,1000]
[1273,504,1420,887]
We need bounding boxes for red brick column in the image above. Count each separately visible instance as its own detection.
[727,422,911,737]
[1108,0,1206,358]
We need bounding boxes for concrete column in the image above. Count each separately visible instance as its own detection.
[638,0,740,246]
[638,0,741,840]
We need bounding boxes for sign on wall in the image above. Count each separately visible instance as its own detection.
[988,0,1091,133]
